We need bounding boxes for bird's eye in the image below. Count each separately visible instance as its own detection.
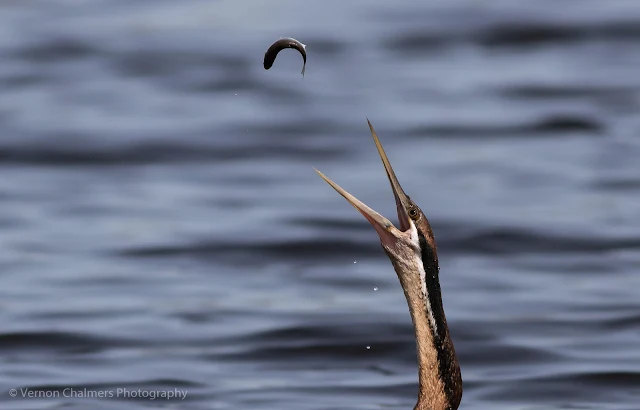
[408,208,419,220]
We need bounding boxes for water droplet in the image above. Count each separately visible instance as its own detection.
[373,287,378,291]
[366,346,370,350]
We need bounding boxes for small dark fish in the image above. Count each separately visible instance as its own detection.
[264,37,307,76]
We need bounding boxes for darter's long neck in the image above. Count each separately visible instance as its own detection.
[389,235,462,410]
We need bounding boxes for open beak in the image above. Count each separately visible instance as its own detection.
[315,120,412,248]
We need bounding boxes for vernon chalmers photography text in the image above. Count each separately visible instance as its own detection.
[9,387,188,400]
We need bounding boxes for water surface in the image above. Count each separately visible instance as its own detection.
[0,1,639,409]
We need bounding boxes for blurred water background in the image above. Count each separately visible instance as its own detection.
[0,0,639,409]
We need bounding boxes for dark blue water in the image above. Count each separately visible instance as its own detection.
[1,1,639,409]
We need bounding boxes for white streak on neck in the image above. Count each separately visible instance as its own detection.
[410,223,438,336]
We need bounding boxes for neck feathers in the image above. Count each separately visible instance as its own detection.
[389,228,462,410]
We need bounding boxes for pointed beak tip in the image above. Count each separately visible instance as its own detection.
[313,167,327,180]
[366,118,374,131]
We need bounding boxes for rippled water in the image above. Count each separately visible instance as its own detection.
[1,1,639,409]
